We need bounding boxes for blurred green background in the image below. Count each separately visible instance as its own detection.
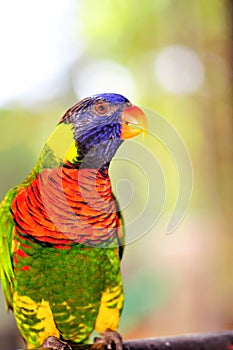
[0,0,232,348]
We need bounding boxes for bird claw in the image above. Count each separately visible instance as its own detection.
[92,329,123,350]
[42,336,72,350]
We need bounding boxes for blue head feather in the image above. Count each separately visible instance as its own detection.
[90,93,130,104]
[60,93,131,169]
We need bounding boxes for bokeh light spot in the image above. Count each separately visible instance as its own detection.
[154,45,205,94]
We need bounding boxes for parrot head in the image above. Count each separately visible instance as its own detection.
[44,93,148,170]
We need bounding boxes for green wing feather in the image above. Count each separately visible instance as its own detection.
[0,187,18,309]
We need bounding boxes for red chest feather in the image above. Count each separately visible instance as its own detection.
[12,167,119,246]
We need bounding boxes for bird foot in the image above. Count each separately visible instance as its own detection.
[92,329,123,350]
[42,336,72,350]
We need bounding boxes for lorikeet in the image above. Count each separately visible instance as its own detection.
[0,93,147,350]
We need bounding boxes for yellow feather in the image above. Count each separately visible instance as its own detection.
[95,284,124,333]
[42,123,78,166]
[13,293,59,348]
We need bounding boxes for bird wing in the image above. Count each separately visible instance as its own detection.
[0,187,18,309]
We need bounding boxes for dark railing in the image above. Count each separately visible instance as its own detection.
[18,330,233,350]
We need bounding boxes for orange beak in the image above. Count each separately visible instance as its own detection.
[120,105,148,139]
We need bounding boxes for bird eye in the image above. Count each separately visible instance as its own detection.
[94,102,107,115]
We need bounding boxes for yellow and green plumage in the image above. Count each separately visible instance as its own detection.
[0,93,147,349]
